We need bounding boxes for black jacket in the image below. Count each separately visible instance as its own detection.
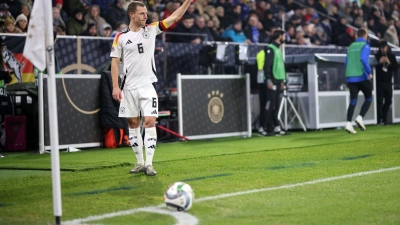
[375,50,398,84]
[263,41,284,84]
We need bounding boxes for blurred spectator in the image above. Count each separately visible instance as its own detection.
[392,4,399,22]
[106,0,128,30]
[376,16,388,38]
[221,19,251,43]
[4,0,21,19]
[19,0,32,10]
[263,10,276,31]
[53,0,68,23]
[195,0,207,15]
[53,7,66,30]
[236,0,250,21]
[255,0,268,20]
[14,13,27,33]
[282,0,295,12]
[319,17,332,42]
[313,26,328,45]
[269,0,281,15]
[185,3,198,18]
[92,0,114,18]
[225,5,241,29]
[314,0,327,15]
[203,5,220,28]
[80,23,98,36]
[111,21,127,37]
[243,15,265,43]
[68,0,91,15]
[148,11,160,23]
[170,15,201,44]
[337,27,355,47]
[214,0,232,12]
[367,17,378,35]
[361,0,371,16]
[304,7,315,22]
[289,14,302,27]
[326,4,339,21]
[373,0,385,18]
[162,1,181,30]
[20,4,29,19]
[66,8,86,35]
[216,6,230,30]
[2,17,17,33]
[285,22,296,44]
[193,15,214,42]
[100,23,112,37]
[85,5,107,36]
[384,25,399,46]
[55,25,66,35]
[206,19,222,41]
[305,0,315,8]
[310,13,319,25]
[0,3,15,28]
[332,17,347,45]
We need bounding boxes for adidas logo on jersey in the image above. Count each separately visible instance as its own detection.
[148,145,155,149]
[126,40,132,45]
[151,110,157,114]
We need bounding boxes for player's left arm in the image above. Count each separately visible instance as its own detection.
[162,0,192,28]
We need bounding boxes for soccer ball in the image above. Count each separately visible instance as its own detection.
[164,182,194,211]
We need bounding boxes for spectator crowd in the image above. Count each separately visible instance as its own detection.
[0,0,398,47]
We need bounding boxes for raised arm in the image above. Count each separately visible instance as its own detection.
[163,0,193,28]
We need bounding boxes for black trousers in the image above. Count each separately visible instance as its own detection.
[376,82,393,124]
[258,83,266,130]
[263,85,281,133]
[347,80,373,121]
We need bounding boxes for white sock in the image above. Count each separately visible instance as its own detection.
[129,127,144,165]
[144,127,157,166]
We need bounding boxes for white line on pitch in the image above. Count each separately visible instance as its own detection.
[63,166,400,225]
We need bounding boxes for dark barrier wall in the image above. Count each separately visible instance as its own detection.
[179,75,248,138]
[43,76,102,148]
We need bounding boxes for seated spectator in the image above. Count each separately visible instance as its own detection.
[107,0,128,30]
[285,22,297,44]
[14,14,27,33]
[53,0,69,23]
[2,17,18,33]
[68,0,91,15]
[170,15,201,44]
[221,19,251,43]
[80,23,98,36]
[92,0,113,18]
[185,3,198,19]
[310,13,319,25]
[55,25,66,35]
[0,3,15,28]
[243,15,265,43]
[85,5,107,36]
[100,23,112,37]
[384,25,399,46]
[53,7,66,31]
[5,0,21,19]
[20,4,30,19]
[162,1,182,30]
[193,15,214,42]
[111,21,127,37]
[206,19,223,41]
[337,27,355,47]
[66,8,87,35]
[216,6,230,31]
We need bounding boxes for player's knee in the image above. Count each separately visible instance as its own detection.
[350,99,357,105]
[127,118,140,128]
[143,117,156,128]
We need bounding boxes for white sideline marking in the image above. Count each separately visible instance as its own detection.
[63,166,400,225]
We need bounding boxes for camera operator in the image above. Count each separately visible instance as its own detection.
[375,41,398,125]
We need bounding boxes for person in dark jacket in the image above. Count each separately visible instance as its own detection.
[374,41,398,125]
[106,0,128,30]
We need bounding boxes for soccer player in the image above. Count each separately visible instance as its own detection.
[344,28,373,134]
[110,0,192,176]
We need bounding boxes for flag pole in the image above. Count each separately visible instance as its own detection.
[44,1,62,224]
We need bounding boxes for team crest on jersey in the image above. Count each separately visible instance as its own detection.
[120,107,125,114]
[143,31,150,39]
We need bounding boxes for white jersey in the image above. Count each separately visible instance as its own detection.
[110,21,166,90]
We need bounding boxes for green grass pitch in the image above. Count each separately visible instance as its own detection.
[0,124,399,225]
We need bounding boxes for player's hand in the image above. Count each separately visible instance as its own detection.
[368,74,373,80]
[112,87,122,102]
[280,83,285,90]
